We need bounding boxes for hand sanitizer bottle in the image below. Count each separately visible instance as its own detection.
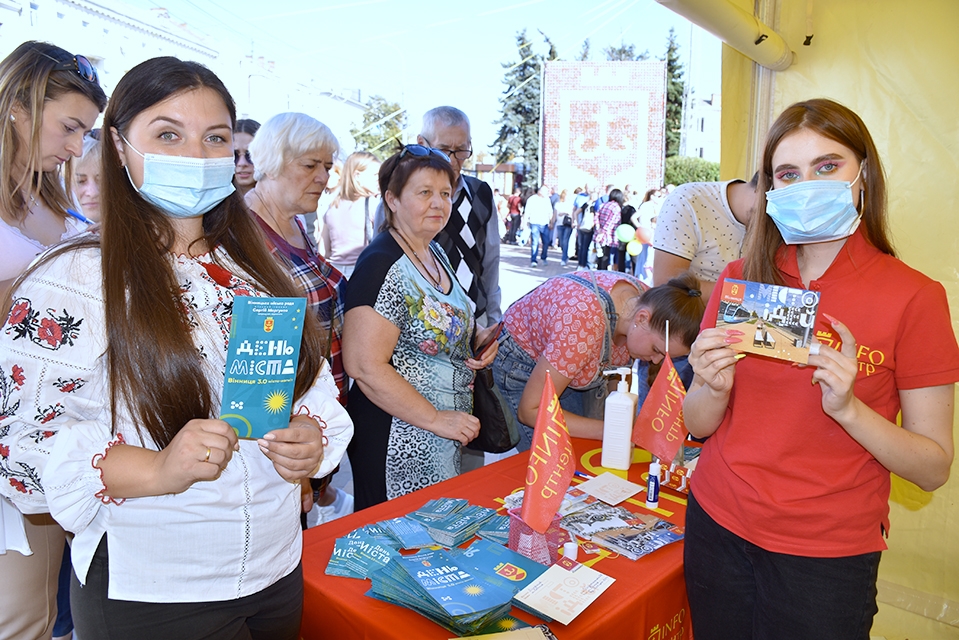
[601,367,638,470]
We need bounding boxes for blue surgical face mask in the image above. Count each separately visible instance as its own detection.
[121,136,235,218]
[765,164,863,245]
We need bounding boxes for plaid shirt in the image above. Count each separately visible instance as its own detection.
[253,213,348,406]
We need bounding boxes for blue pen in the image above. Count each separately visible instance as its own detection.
[66,208,94,225]
[573,470,593,480]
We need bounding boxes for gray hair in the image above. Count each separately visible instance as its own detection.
[248,112,339,181]
[75,136,102,172]
[420,106,470,142]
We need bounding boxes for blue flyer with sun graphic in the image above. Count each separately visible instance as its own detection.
[220,296,306,439]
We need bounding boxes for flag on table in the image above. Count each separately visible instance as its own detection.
[631,353,688,462]
[520,372,576,534]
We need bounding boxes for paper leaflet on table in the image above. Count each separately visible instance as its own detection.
[520,372,576,534]
[631,320,688,463]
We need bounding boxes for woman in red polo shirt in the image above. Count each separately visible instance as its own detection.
[683,99,959,639]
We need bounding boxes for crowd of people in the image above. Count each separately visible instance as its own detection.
[498,181,672,280]
[0,38,956,640]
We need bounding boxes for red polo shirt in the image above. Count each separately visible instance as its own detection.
[693,229,959,557]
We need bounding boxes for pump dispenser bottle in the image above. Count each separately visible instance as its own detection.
[601,367,638,470]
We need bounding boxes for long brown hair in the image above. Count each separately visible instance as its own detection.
[96,57,325,448]
[743,98,894,285]
[333,150,379,206]
[0,41,107,221]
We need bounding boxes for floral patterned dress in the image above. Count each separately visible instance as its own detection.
[346,232,475,510]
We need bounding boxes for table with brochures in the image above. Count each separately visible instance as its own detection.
[300,438,691,640]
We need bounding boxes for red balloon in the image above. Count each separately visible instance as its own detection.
[635,226,653,244]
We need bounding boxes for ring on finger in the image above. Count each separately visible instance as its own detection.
[204,447,211,462]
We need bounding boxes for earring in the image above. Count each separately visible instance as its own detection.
[9,115,14,122]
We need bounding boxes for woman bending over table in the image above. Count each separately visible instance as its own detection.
[493,271,705,452]
[683,98,959,640]
[342,145,497,511]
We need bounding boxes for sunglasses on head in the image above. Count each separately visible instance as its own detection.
[399,144,450,163]
[234,150,253,165]
[53,54,99,85]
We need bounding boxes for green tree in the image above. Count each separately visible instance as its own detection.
[603,43,649,61]
[577,39,590,61]
[350,95,407,160]
[493,30,550,187]
[664,156,719,186]
[663,27,684,157]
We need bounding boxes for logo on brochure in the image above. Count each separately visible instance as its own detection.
[494,562,527,581]
[264,317,275,332]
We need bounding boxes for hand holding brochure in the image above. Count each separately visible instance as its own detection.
[220,296,307,439]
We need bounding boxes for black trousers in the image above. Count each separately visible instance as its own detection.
[684,490,880,640]
[72,536,303,640]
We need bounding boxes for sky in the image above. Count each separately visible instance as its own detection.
[123,0,722,155]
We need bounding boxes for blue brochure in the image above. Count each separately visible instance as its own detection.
[220,296,306,439]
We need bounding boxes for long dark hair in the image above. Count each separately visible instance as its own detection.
[743,98,893,285]
[96,57,324,448]
[608,188,625,207]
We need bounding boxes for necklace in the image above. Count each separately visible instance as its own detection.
[393,229,445,293]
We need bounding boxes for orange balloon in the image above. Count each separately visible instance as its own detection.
[635,226,654,244]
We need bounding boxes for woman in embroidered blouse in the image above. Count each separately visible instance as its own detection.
[683,99,959,638]
[342,146,498,510]
[493,271,705,452]
[0,57,352,640]
[0,41,106,640]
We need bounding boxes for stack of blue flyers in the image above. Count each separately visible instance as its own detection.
[476,514,511,546]
[377,517,436,550]
[367,548,514,636]
[424,505,497,548]
[325,529,401,579]
[407,497,470,525]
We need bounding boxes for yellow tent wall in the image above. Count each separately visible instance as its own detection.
[721,1,959,637]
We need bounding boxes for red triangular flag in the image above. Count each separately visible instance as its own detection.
[521,372,576,534]
[631,353,688,462]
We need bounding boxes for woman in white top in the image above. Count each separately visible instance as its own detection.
[319,150,381,278]
[0,57,352,639]
[0,40,106,640]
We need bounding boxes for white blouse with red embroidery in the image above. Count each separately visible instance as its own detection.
[0,244,353,602]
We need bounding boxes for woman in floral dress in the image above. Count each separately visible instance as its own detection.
[342,146,498,510]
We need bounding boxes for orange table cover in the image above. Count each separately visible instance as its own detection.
[300,439,691,639]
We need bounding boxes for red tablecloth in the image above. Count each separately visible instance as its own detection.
[300,439,691,639]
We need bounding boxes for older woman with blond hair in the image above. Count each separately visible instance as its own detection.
[245,113,353,525]
[246,113,347,404]
[319,150,381,278]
